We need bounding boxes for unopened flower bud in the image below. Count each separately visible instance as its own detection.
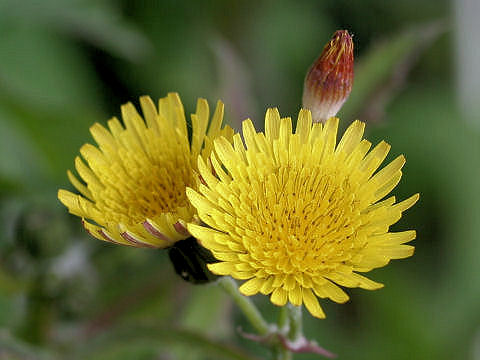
[302,30,354,123]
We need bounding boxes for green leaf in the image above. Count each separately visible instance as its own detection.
[0,23,100,110]
[0,21,105,188]
[0,107,48,190]
[0,0,151,62]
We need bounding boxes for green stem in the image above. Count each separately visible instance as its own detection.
[218,277,270,335]
[275,306,292,359]
[277,306,289,332]
[273,345,292,360]
[287,304,303,341]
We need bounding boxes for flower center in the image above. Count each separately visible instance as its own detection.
[242,164,361,275]
[93,140,195,227]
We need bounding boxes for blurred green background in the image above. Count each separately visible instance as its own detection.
[1,0,479,359]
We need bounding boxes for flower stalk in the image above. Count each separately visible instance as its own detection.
[218,277,270,336]
[277,306,289,332]
[287,305,303,342]
[218,277,335,359]
[219,277,294,359]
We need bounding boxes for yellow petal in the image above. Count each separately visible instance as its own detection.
[302,288,325,319]
[270,287,288,306]
[288,286,303,306]
[239,278,264,296]
[207,262,236,275]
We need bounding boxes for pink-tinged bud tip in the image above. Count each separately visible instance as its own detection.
[302,30,354,123]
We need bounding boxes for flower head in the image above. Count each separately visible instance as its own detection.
[58,93,233,248]
[187,109,418,318]
[303,30,354,123]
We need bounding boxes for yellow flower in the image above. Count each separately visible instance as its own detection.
[187,109,418,318]
[58,93,233,248]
